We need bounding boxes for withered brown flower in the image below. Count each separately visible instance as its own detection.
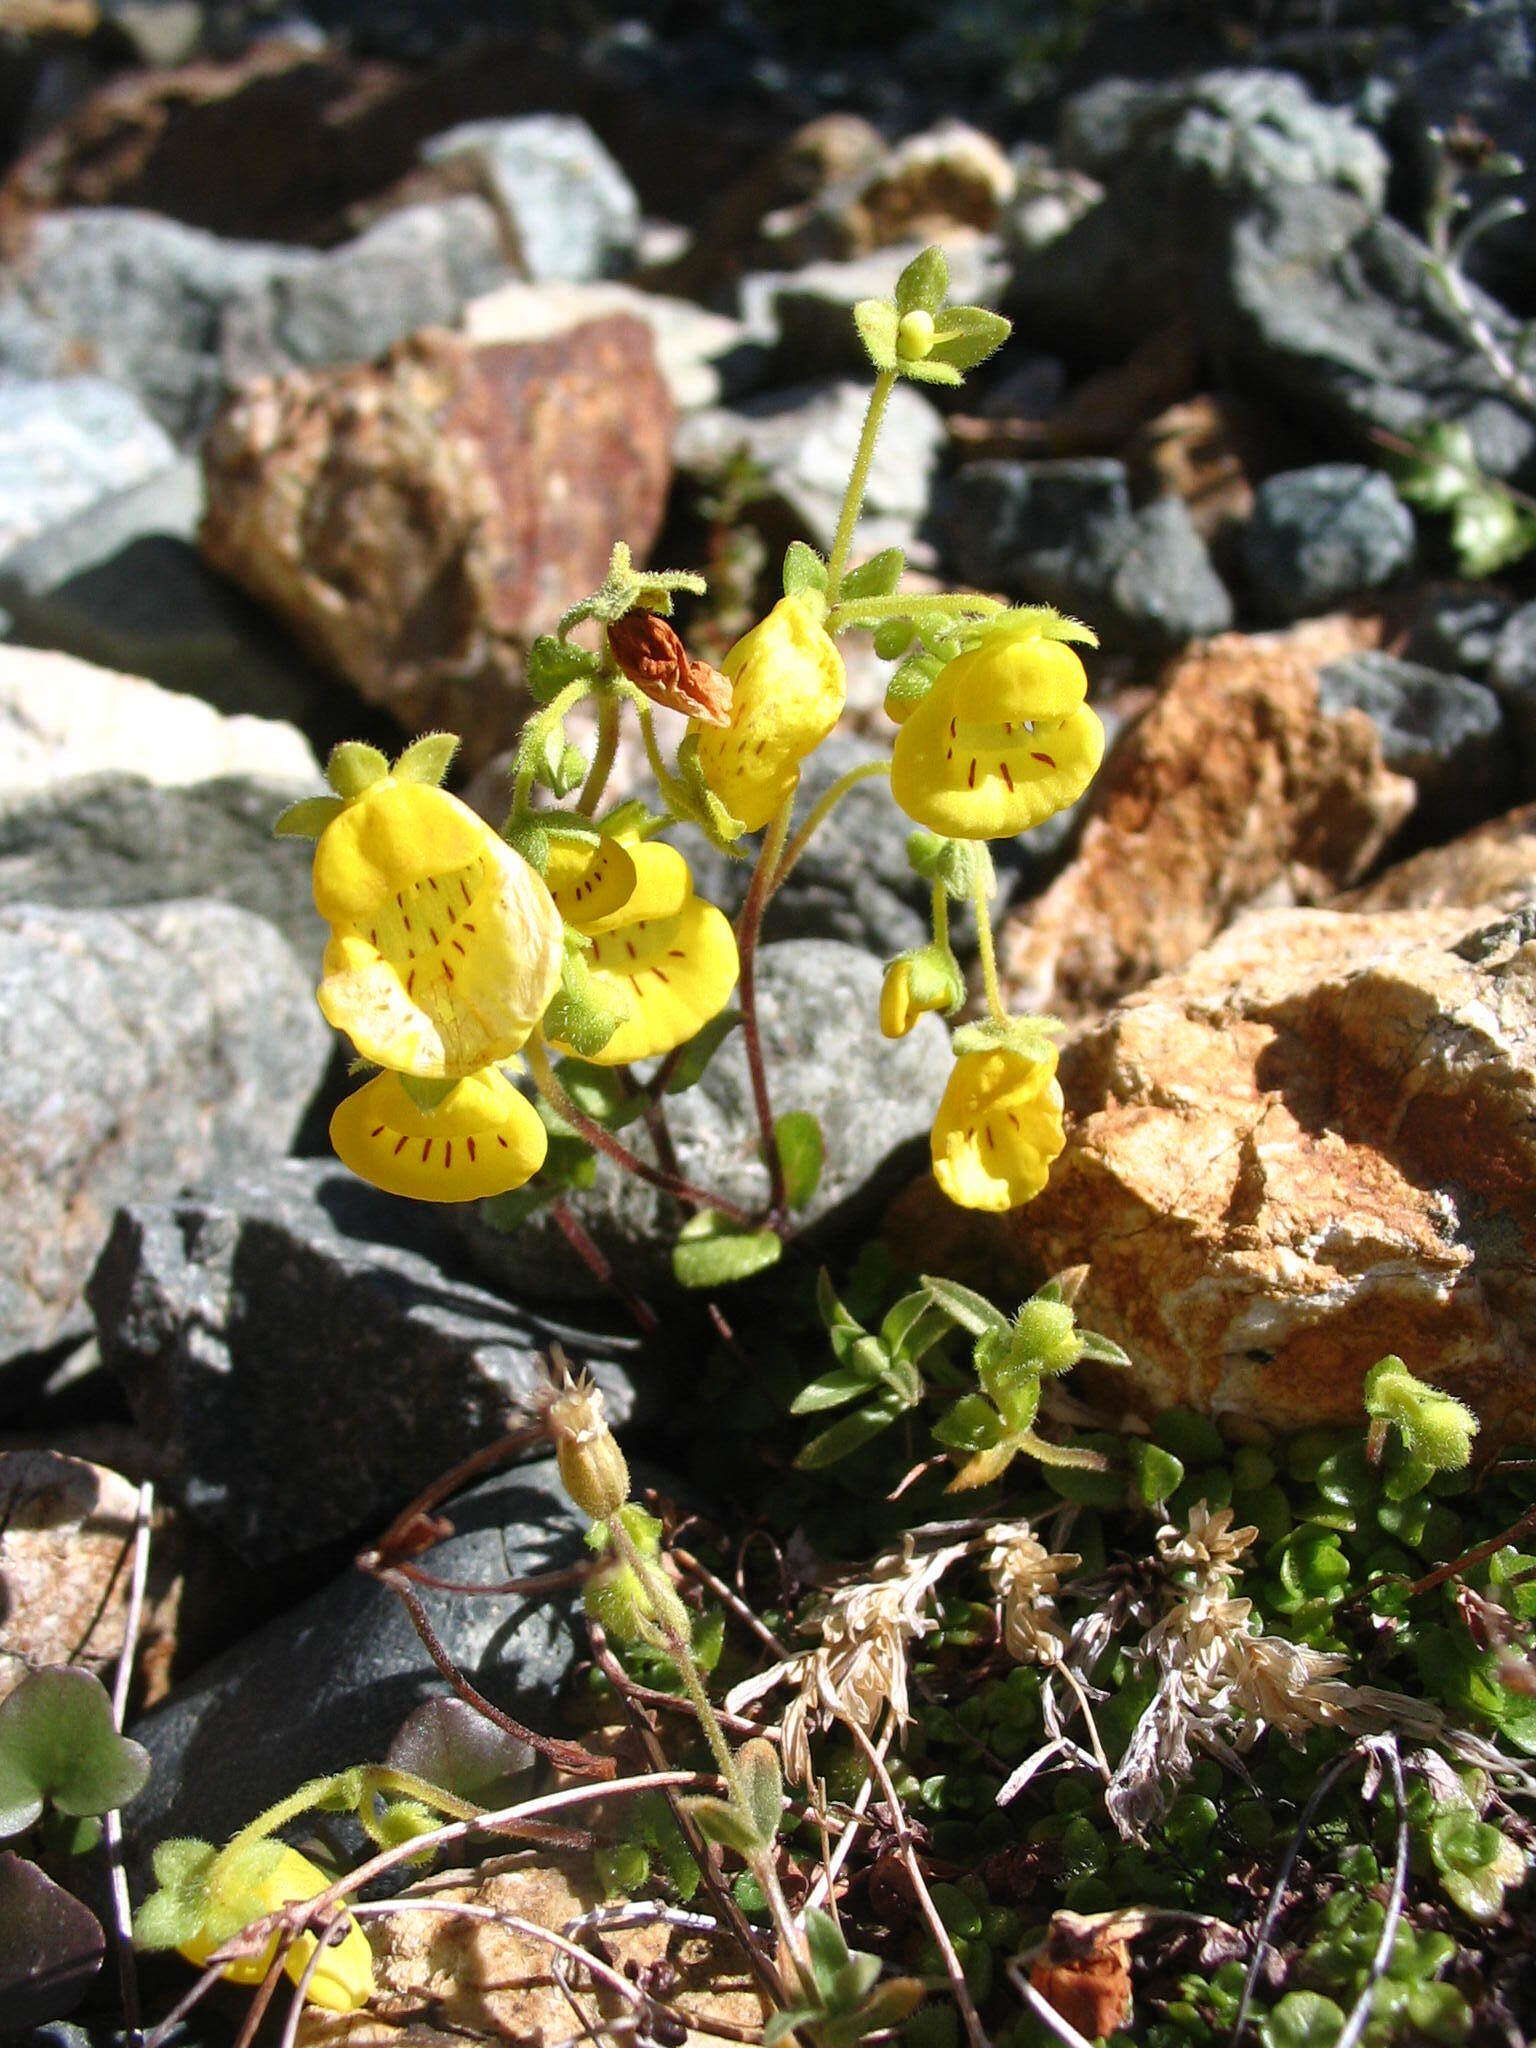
[608,609,732,726]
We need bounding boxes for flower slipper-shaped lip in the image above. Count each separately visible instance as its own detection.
[544,840,739,1066]
[891,634,1103,840]
[544,827,639,929]
[694,594,846,833]
[176,1844,374,2012]
[930,1045,1066,1213]
[330,1066,547,1203]
[314,780,563,1078]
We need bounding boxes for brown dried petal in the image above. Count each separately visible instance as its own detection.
[608,610,732,725]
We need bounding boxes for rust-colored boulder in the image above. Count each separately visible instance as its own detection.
[997,628,1412,1020]
[200,320,673,764]
[1002,899,1536,1441]
[1337,801,1536,916]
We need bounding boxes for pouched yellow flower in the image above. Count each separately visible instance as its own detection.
[329,1065,547,1203]
[543,829,639,928]
[890,624,1103,840]
[931,1046,1066,1213]
[694,595,846,832]
[314,779,562,1078]
[177,1844,373,2013]
[879,948,963,1039]
[546,839,738,1066]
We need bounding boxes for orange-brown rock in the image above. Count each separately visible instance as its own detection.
[1001,900,1536,1440]
[200,321,673,765]
[997,628,1412,1020]
[1337,801,1536,915]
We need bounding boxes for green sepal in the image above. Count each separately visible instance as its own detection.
[685,1796,764,1860]
[906,829,982,902]
[0,1668,151,1837]
[672,733,748,850]
[950,1014,1060,1063]
[884,653,940,720]
[783,541,829,599]
[399,1075,461,1113]
[272,796,345,840]
[542,946,627,1059]
[894,246,949,317]
[927,305,1012,374]
[325,742,390,799]
[392,732,460,786]
[502,812,551,873]
[671,1211,783,1290]
[853,299,899,374]
[895,354,965,388]
[772,1110,824,1210]
[838,547,906,601]
[527,633,601,703]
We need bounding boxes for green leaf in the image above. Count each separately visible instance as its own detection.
[272,795,344,839]
[764,2010,819,2046]
[527,633,600,702]
[831,1952,883,2010]
[1452,488,1536,576]
[838,547,906,601]
[929,306,1012,373]
[853,299,899,373]
[0,1670,150,1837]
[130,1880,207,1952]
[386,1697,534,1802]
[739,1739,783,1845]
[325,741,390,799]
[783,541,829,598]
[796,1395,905,1469]
[894,246,949,317]
[1075,1328,1132,1368]
[392,732,460,785]
[555,1059,646,1129]
[664,1010,741,1094]
[1130,1441,1184,1507]
[672,1213,783,1290]
[921,1275,1010,1340]
[773,1110,824,1210]
[686,1795,764,1859]
[0,1851,105,2027]
[790,1364,884,1415]
[894,355,965,388]
[805,1907,851,1993]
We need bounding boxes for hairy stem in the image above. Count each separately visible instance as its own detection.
[828,591,1005,629]
[735,800,795,1226]
[576,691,621,818]
[972,862,1006,1023]
[826,369,896,599]
[509,679,590,822]
[771,758,891,894]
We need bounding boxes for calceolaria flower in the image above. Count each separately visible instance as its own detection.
[930,1043,1066,1212]
[890,609,1103,841]
[545,838,738,1066]
[693,595,846,832]
[879,944,965,1039]
[329,1065,547,1203]
[314,769,563,1079]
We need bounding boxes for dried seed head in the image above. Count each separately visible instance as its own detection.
[608,610,732,726]
[543,1366,630,1521]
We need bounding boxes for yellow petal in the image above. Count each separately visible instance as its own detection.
[544,830,639,929]
[314,780,563,1077]
[890,636,1103,840]
[177,1846,373,2012]
[880,959,919,1039]
[329,1067,547,1202]
[931,1047,1066,1212]
[693,595,845,832]
[547,893,739,1066]
[578,838,692,935]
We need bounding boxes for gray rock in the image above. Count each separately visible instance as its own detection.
[738,237,1006,383]
[219,197,513,384]
[0,901,329,1362]
[1317,650,1511,836]
[937,460,1231,655]
[125,1455,591,1855]
[1242,464,1416,621]
[0,210,306,444]
[676,379,945,563]
[0,378,177,558]
[1404,588,1517,682]
[0,775,317,957]
[0,460,346,733]
[421,114,640,283]
[1488,599,1536,790]
[1217,186,1536,487]
[91,1158,634,1566]
[459,939,952,1304]
[1012,68,1389,348]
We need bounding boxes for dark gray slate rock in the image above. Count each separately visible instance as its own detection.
[0,210,306,444]
[0,378,176,559]
[1242,463,1415,621]
[937,459,1231,655]
[459,939,952,1304]
[1317,650,1512,836]
[91,1158,635,1566]
[1405,587,1517,683]
[1216,185,1536,487]
[125,1455,590,1856]
[218,197,513,384]
[1488,599,1536,791]
[0,775,317,957]
[0,460,346,735]
[1011,68,1388,348]
[421,115,639,283]
[0,901,329,1363]
[675,379,944,563]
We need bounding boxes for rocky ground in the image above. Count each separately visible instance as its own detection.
[2,1,1536,2041]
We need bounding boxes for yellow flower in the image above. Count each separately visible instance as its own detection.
[176,1844,373,2013]
[693,596,846,832]
[546,838,738,1066]
[930,1045,1065,1212]
[890,616,1103,840]
[329,1066,547,1203]
[314,779,562,1078]
[879,947,964,1039]
[542,827,639,928]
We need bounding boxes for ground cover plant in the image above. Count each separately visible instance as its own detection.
[12,246,1534,2048]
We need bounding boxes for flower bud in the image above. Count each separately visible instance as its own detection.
[544,1371,630,1521]
[880,946,964,1038]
